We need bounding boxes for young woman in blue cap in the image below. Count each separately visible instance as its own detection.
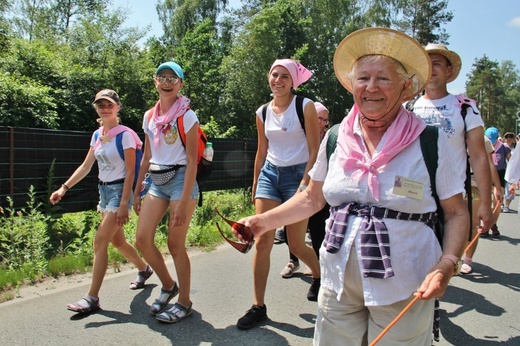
[133,62,199,323]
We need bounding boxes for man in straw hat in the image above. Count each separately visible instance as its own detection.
[413,43,495,275]
[232,28,469,345]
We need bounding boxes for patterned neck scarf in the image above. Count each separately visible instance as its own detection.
[336,104,426,201]
[151,95,190,149]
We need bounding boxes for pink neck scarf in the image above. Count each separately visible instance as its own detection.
[93,125,142,151]
[151,95,190,149]
[336,105,426,201]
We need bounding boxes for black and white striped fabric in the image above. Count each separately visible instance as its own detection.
[324,203,438,279]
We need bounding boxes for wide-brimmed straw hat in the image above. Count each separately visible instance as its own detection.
[424,43,461,83]
[334,27,431,101]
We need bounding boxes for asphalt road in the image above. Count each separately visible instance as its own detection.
[1,205,519,345]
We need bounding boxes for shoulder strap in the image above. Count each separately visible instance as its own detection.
[326,124,340,161]
[177,115,186,148]
[115,132,125,161]
[295,95,305,134]
[261,95,306,134]
[419,125,444,247]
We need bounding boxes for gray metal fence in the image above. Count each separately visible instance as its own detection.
[0,126,256,213]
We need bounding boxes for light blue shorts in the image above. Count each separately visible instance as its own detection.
[98,182,134,213]
[255,160,306,203]
[147,166,199,201]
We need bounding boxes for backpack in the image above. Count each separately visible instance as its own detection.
[261,95,306,133]
[409,94,477,241]
[326,124,445,247]
[146,109,212,206]
[93,126,143,192]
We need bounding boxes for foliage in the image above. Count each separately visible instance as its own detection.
[393,0,453,45]
[0,187,50,273]
[466,55,520,134]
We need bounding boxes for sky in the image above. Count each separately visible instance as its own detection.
[112,0,520,95]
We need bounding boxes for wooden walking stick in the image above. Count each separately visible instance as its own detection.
[369,294,422,346]
[464,227,484,253]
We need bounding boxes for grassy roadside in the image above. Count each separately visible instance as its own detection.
[0,189,254,303]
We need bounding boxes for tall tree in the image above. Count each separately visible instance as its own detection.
[393,0,453,44]
[466,55,502,126]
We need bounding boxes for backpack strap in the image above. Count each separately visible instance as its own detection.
[326,124,340,161]
[261,95,306,134]
[419,125,444,247]
[456,94,475,241]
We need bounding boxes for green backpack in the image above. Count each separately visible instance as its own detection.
[326,124,445,247]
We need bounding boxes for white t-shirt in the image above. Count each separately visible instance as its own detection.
[308,115,463,305]
[142,109,199,165]
[90,131,137,182]
[257,96,312,166]
[413,94,484,186]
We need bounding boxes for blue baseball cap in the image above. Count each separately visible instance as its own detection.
[156,61,184,80]
[484,127,499,144]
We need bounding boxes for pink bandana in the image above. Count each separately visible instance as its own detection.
[270,59,312,90]
[151,95,190,149]
[93,125,142,151]
[336,105,426,201]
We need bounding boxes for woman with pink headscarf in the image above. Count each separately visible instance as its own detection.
[236,59,321,330]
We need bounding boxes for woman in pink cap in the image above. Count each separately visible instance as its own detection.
[236,59,321,330]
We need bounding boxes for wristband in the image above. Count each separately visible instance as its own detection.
[440,254,461,275]
[298,184,307,191]
[62,183,70,191]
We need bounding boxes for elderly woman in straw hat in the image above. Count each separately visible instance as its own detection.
[233,28,469,345]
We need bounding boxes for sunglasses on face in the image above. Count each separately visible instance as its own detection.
[155,75,180,85]
[318,117,329,123]
[215,208,255,254]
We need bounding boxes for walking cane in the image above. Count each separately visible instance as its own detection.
[369,294,422,346]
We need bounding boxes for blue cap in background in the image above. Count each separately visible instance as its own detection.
[485,127,499,144]
[156,61,184,80]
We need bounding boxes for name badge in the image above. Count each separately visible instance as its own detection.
[393,175,424,200]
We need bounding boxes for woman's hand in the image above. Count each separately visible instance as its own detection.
[116,205,129,226]
[233,215,269,241]
[416,260,454,300]
[171,203,188,227]
[133,194,142,215]
[49,187,67,205]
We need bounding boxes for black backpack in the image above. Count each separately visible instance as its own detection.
[261,95,306,133]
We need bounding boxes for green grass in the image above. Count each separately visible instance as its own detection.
[0,189,255,298]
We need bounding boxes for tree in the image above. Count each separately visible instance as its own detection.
[466,55,502,126]
[393,0,453,45]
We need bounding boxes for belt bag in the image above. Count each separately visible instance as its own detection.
[149,164,183,186]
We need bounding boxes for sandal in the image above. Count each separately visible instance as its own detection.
[129,264,154,290]
[67,296,100,314]
[156,302,193,323]
[149,282,179,315]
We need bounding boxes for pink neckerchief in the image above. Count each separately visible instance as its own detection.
[337,104,426,201]
[93,125,142,151]
[151,95,190,149]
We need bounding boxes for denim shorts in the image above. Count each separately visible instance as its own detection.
[148,166,199,201]
[255,160,306,203]
[98,182,134,213]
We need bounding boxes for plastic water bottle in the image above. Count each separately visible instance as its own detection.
[203,142,214,162]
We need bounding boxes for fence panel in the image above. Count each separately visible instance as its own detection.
[0,126,256,213]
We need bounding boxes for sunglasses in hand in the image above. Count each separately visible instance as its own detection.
[215,208,255,254]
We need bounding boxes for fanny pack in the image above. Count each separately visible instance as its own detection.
[148,164,183,186]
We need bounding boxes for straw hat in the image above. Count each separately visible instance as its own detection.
[424,43,461,83]
[334,27,431,101]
